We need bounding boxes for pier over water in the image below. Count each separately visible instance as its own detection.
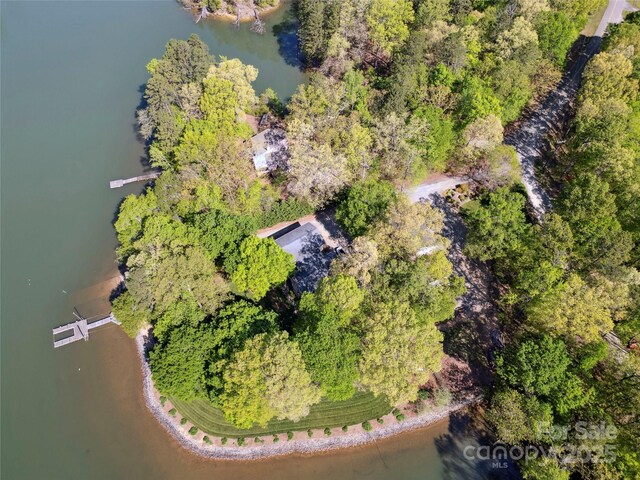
[52,313,121,348]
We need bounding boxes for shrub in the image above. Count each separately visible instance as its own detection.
[396,413,405,421]
[307,429,314,437]
[417,389,429,401]
[362,421,373,431]
[377,418,384,424]
[392,408,400,415]
[203,436,211,444]
[433,387,452,408]
[324,427,332,436]
[159,395,167,406]
[255,199,314,229]
[168,408,177,416]
[237,437,246,446]
[254,437,263,444]
[342,425,348,433]
[189,426,198,435]
[180,417,188,425]
[273,435,280,443]
[287,431,294,441]
[221,437,228,445]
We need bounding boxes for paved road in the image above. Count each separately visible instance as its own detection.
[504,0,636,218]
[406,175,467,203]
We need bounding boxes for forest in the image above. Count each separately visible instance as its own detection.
[111,0,639,476]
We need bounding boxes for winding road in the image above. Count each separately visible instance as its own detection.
[504,0,637,218]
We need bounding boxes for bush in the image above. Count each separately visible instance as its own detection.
[324,427,332,436]
[433,387,452,408]
[377,418,384,424]
[342,425,348,433]
[159,395,167,406]
[254,437,263,444]
[168,408,177,416]
[255,199,314,229]
[203,436,211,444]
[287,431,294,441]
[237,437,246,446]
[362,421,373,431]
[396,413,405,421]
[189,426,198,435]
[221,437,228,445]
[273,435,280,443]
[180,417,188,425]
[417,389,429,401]
[392,408,400,415]
[307,429,314,437]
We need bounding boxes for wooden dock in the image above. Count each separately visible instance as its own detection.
[52,313,121,348]
[109,171,160,189]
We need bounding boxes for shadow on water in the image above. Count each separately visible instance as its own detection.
[271,7,303,71]
[436,408,522,480]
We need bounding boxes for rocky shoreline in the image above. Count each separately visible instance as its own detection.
[185,0,283,24]
[136,329,482,461]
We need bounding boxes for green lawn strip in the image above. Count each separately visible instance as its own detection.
[169,391,391,437]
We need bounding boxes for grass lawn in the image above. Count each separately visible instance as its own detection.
[170,391,392,437]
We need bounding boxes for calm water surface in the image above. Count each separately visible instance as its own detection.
[1,2,518,479]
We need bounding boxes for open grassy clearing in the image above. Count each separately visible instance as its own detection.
[170,391,392,437]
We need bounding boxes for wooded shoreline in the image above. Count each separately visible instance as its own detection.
[136,328,481,461]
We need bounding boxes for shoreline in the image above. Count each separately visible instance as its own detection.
[188,1,284,24]
[136,329,483,461]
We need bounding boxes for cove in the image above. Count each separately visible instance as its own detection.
[1,1,518,479]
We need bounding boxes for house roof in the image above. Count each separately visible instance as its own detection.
[269,222,336,294]
[272,222,322,262]
[251,129,272,154]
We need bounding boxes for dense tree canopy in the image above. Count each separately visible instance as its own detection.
[108,9,639,470]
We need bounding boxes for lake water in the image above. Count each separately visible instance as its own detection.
[1,2,518,479]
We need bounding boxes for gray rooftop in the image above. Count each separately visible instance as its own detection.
[270,222,336,294]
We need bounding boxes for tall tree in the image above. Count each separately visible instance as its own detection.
[359,300,443,404]
[231,236,295,299]
[221,332,321,428]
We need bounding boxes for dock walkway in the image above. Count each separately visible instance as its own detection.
[52,313,121,348]
[109,171,160,189]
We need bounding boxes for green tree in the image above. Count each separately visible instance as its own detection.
[496,336,570,396]
[188,210,256,270]
[114,189,158,260]
[371,197,448,260]
[111,291,151,338]
[526,274,616,343]
[336,179,396,237]
[367,0,415,54]
[359,300,443,405]
[221,332,321,428]
[463,187,531,262]
[153,297,206,344]
[536,11,578,66]
[487,388,553,444]
[558,174,633,271]
[521,457,570,480]
[231,236,295,299]
[127,247,229,315]
[149,323,215,401]
[296,275,364,400]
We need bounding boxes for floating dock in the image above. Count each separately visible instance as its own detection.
[109,171,160,189]
[52,313,121,348]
